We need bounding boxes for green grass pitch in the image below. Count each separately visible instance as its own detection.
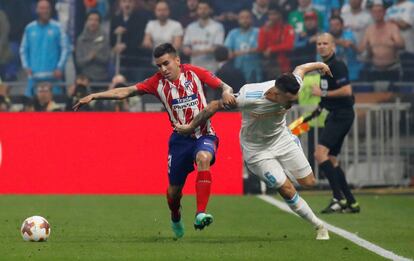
[0,194,412,260]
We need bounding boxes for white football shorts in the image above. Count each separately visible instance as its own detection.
[244,133,312,188]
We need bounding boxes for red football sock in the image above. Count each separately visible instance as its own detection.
[196,170,212,213]
[166,191,182,222]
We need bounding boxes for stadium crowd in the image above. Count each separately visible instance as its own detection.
[0,0,413,112]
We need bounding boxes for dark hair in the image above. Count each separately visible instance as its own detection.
[275,73,300,95]
[329,15,343,24]
[153,43,178,58]
[86,10,101,22]
[214,45,229,62]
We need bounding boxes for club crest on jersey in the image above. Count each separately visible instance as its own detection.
[184,80,192,90]
[172,94,199,110]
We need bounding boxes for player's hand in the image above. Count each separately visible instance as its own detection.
[174,123,194,135]
[73,94,94,111]
[319,63,333,77]
[222,92,236,107]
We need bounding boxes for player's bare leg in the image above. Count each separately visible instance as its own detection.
[194,150,214,230]
[278,177,329,240]
[167,185,184,238]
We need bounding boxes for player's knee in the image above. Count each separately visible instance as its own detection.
[196,151,212,167]
[167,186,182,199]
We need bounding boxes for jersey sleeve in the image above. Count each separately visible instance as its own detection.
[186,64,222,89]
[235,86,246,108]
[335,62,350,87]
[135,74,160,95]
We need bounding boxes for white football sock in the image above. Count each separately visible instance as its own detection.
[285,193,323,228]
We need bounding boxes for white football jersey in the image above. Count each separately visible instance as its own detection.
[236,80,292,162]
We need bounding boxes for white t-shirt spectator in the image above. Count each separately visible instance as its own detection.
[183,19,224,72]
[385,1,414,53]
[144,19,183,48]
[341,8,373,45]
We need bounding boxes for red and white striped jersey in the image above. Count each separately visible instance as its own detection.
[136,64,222,137]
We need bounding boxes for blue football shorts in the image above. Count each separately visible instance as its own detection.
[167,132,219,186]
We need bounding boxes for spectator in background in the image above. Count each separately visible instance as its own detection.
[312,0,341,31]
[251,0,269,27]
[258,4,295,80]
[34,82,62,112]
[341,0,372,45]
[0,10,12,81]
[214,45,246,96]
[224,10,262,83]
[183,1,225,73]
[359,3,405,81]
[288,0,323,34]
[21,97,35,112]
[342,0,369,13]
[385,0,414,81]
[273,0,298,18]
[293,11,320,67]
[142,1,183,51]
[65,74,92,112]
[0,0,33,81]
[329,16,363,81]
[20,0,71,97]
[210,0,251,33]
[110,0,151,80]
[177,0,199,29]
[76,11,110,82]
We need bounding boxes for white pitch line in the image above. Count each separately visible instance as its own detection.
[257,194,412,261]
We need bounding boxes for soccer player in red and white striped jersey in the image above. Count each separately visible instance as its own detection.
[74,43,236,238]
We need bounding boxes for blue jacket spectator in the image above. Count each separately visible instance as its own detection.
[224,10,262,83]
[20,0,70,96]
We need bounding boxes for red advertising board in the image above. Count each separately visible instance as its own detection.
[0,112,243,194]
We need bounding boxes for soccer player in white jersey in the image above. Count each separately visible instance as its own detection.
[73,43,236,239]
[175,62,332,240]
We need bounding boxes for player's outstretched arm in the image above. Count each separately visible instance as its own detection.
[293,62,333,80]
[73,86,140,111]
[175,100,225,135]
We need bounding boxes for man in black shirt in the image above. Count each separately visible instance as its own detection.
[312,33,360,214]
[110,0,153,80]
